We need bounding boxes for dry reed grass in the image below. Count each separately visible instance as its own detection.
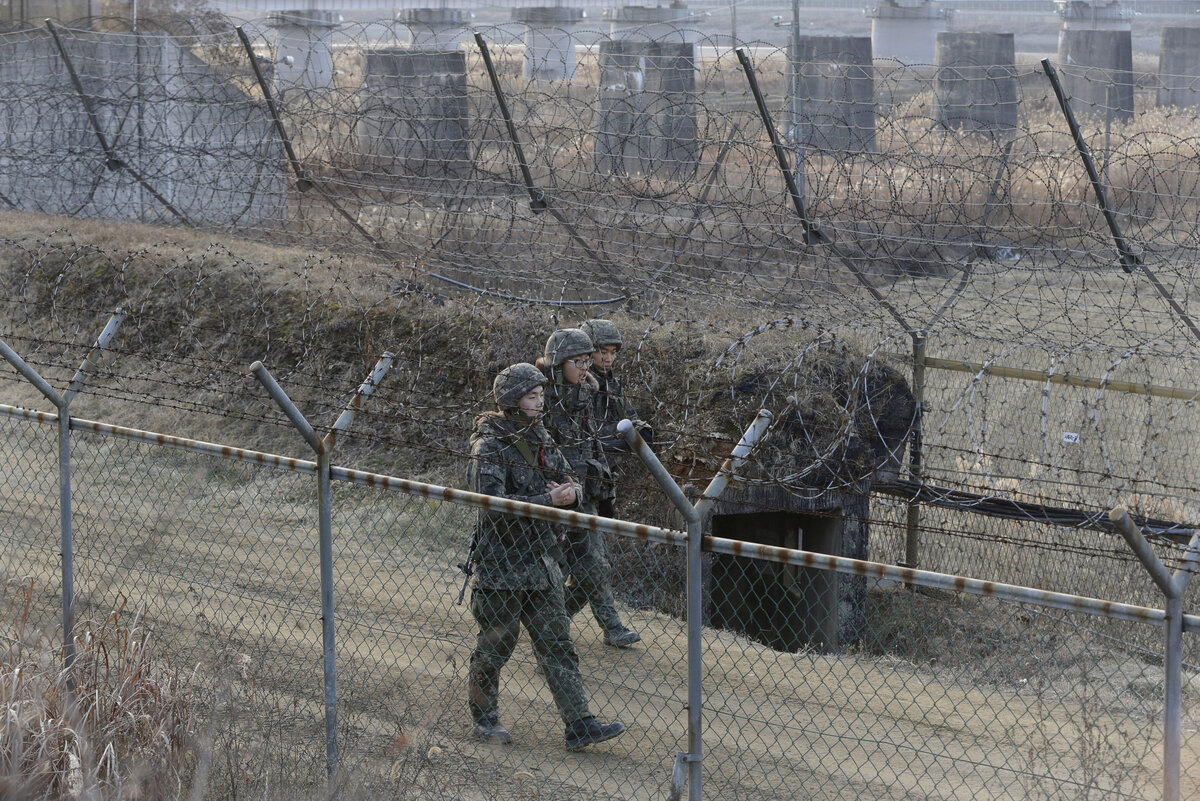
[2,579,196,801]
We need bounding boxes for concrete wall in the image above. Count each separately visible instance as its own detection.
[0,30,287,226]
[934,31,1017,133]
[594,39,697,179]
[1158,26,1200,108]
[1057,28,1135,121]
[791,34,875,154]
[357,48,470,179]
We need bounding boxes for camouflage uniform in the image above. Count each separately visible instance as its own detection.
[539,329,635,643]
[466,366,592,731]
[580,318,651,520]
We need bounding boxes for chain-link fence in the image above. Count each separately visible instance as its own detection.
[3,9,1200,800]
[1,347,1197,799]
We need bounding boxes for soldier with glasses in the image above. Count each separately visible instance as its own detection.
[537,329,641,648]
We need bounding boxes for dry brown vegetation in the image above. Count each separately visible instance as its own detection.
[0,200,1198,798]
[1,580,195,800]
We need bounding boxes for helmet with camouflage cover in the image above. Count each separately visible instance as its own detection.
[580,319,622,350]
[493,362,548,409]
[544,328,594,367]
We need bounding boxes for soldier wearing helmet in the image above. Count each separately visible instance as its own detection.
[580,318,652,467]
[466,362,626,750]
[537,330,641,649]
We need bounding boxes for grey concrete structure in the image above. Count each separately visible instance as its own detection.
[266,9,338,92]
[607,3,697,44]
[357,48,470,178]
[1158,27,1200,108]
[705,487,871,653]
[3,0,89,27]
[0,31,286,226]
[934,32,1017,133]
[1057,27,1134,120]
[867,0,950,65]
[513,6,586,82]
[791,35,875,154]
[1055,0,1133,32]
[398,7,470,51]
[594,38,697,178]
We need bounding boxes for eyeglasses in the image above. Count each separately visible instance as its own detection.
[566,357,592,369]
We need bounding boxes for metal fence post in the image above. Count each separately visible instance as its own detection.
[1108,507,1200,801]
[0,308,125,674]
[621,410,772,801]
[250,354,394,780]
[905,334,926,584]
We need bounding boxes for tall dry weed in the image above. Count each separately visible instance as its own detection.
[1,581,197,800]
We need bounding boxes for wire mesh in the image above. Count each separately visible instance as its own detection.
[4,417,1195,798]
[2,8,1200,798]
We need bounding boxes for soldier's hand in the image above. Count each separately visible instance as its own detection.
[547,481,578,507]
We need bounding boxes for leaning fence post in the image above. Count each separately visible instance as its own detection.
[1108,507,1200,801]
[234,25,384,251]
[735,46,826,246]
[621,410,772,801]
[473,31,624,285]
[250,354,394,780]
[904,334,926,585]
[0,308,125,676]
[45,20,192,226]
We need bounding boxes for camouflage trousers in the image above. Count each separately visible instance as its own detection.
[468,584,591,726]
[562,524,623,633]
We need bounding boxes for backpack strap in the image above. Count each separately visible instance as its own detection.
[511,436,540,469]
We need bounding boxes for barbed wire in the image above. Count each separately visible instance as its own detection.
[0,15,1198,619]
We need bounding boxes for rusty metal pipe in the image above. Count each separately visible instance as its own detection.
[325,352,394,447]
[64,307,126,404]
[694,409,772,519]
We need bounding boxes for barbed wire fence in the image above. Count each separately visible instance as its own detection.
[1,10,1200,800]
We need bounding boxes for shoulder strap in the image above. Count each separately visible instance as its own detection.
[511,436,540,469]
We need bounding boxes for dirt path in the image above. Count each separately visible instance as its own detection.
[0,430,1187,800]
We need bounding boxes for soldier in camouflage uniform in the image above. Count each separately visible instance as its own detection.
[536,329,641,648]
[467,362,626,751]
[580,318,652,522]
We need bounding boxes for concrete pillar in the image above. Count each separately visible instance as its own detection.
[357,49,470,178]
[513,6,586,82]
[1158,27,1200,108]
[867,0,950,65]
[1057,28,1134,121]
[398,8,470,51]
[607,3,697,44]
[934,32,1017,133]
[791,35,875,154]
[595,38,697,178]
[1055,0,1133,32]
[266,9,338,92]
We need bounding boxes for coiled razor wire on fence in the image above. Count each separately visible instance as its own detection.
[4,18,1200,340]
[1,11,1200,798]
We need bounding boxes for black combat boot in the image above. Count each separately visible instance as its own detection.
[603,625,641,648]
[472,715,513,744]
[564,717,626,751]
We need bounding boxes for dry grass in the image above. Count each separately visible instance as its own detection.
[1,579,196,800]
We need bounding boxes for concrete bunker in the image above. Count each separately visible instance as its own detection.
[692,356,916,653]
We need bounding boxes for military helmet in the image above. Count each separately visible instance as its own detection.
[544,328,594,367]
[493,362,548,409]
[581,319,622,349]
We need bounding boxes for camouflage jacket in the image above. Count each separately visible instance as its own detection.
[590,368,647,446]
[543,379,612,506]
[467,411,576,590]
